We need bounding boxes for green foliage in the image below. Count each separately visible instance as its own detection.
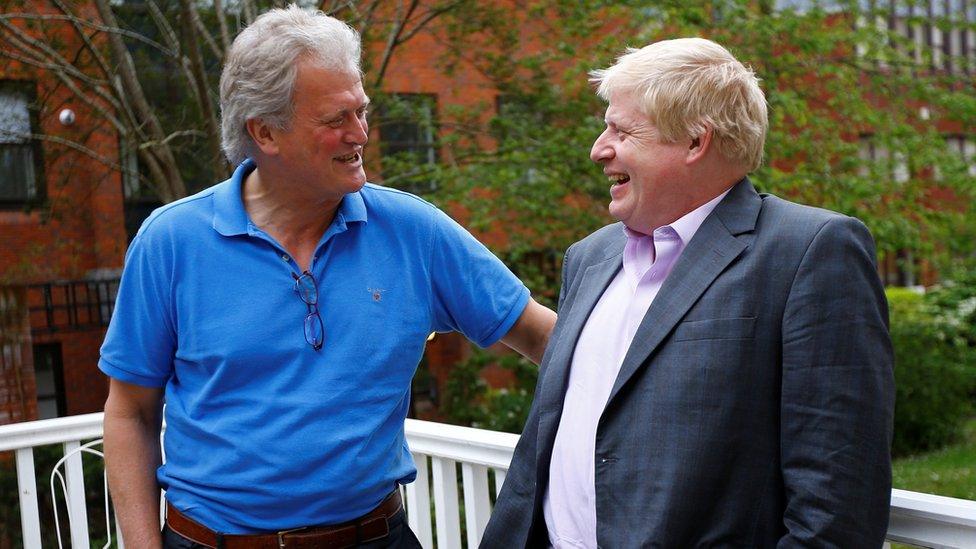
[888,287,976,457]
[925,268,976,349]
[441,348,538,434]
[375,1,976,307]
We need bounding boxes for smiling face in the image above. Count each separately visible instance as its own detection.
[590,91,693,234]
[267,58,370,201]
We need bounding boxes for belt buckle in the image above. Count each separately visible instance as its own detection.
[277,526,307,549]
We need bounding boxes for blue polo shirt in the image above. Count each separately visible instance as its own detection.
[99,159,530,533]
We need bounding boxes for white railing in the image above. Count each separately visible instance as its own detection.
[2,413,976,549]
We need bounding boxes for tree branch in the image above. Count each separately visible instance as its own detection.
[50,0,114,81]
[0,34,127,132]
[136,129,208,149]
[145,0,198,104]
[191,4,224,62]
[94,0,186,201]
[179,0,227,177]
[4,130,140,186]
[212,0,232,53]
[396,0,466,45]
[371,0,420,90]
[0,12,175,56]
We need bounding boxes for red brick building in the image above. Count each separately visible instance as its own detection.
[0,1,127,423]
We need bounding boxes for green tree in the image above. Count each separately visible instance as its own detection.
[0,0,474,202]
[407,0,976,300]
[387,0,975,427]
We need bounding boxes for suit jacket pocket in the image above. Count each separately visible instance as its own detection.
[672,316,757,342]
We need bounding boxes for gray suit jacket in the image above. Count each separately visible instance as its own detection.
[482,179,895,548]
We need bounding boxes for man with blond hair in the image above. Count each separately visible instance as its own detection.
[100,5,555,548]
[483,38,894,548]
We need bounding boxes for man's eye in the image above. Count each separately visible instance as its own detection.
[326,118,343,128]
[357,108,368,118]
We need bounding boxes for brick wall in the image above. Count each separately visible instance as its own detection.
[0,1,124,425]
[31,330,108,416]
[0,1,126,285]
[0,287,38,423]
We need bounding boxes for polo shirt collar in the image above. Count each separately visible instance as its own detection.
[212,159,254,236]
[335,184,367,227]
[212,158,368,237]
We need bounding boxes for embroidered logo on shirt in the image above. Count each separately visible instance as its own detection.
[368,288,386,302]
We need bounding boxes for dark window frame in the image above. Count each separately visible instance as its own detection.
[376,93,439,195]
[0,80,45,209]
[378,92,439,165]
[32,342,66,419]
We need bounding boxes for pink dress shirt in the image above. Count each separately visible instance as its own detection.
[543,189,731,549]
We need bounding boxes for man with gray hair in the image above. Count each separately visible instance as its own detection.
[483,38,894,548]
[100,6,555,548]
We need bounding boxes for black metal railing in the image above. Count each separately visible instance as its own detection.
[25,279,120,334]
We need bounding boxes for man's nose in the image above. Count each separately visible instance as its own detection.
[346,117,368,145]
[590,130,613,163]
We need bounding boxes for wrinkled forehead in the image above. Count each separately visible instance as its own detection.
[605,90,651,127]
[293,59,363,95]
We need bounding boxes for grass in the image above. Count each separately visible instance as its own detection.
[892,418,976,501]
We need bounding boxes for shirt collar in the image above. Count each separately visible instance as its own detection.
[212,158,368,237]
[622,186,733,246]
[621,186,733,285]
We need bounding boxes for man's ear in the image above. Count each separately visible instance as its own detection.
[246,118,279,156]
[686,125,713,165]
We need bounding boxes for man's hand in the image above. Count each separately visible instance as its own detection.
[501,298,557,365]
[103,379,165,549]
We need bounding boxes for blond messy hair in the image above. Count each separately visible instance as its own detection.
[590,37,768,171]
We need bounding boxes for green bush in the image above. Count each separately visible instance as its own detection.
[889,287,976,457]
[925,269,976,350]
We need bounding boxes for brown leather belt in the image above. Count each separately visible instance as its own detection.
[165,491,403,549]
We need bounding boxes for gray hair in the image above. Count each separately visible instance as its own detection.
[591,38,768,171]
[219,4,361,165]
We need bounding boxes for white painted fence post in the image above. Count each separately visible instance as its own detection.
[431,457,461,549]
[461,463,491,548]
[407,453,434,549]
[16,447,42,548]
[63,440,90,548]
[492,469,507,497]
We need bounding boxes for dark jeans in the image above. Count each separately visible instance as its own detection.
[162,509,423,549]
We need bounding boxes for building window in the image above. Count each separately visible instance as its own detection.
[379,93,437,163]
[378,93,438,195]
[858,134,910,183]
[493,94,543,184]
[32,343,65,419]
[880,249,922,287]
[945,134,976,176]
[0,81,43,206]
[855,0,975,74]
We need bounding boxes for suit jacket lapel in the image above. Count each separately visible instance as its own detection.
[536,236,624,463]
[606,179,762,406]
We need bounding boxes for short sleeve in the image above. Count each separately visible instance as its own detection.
[429,210,530,348]
[98,229,177,387]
